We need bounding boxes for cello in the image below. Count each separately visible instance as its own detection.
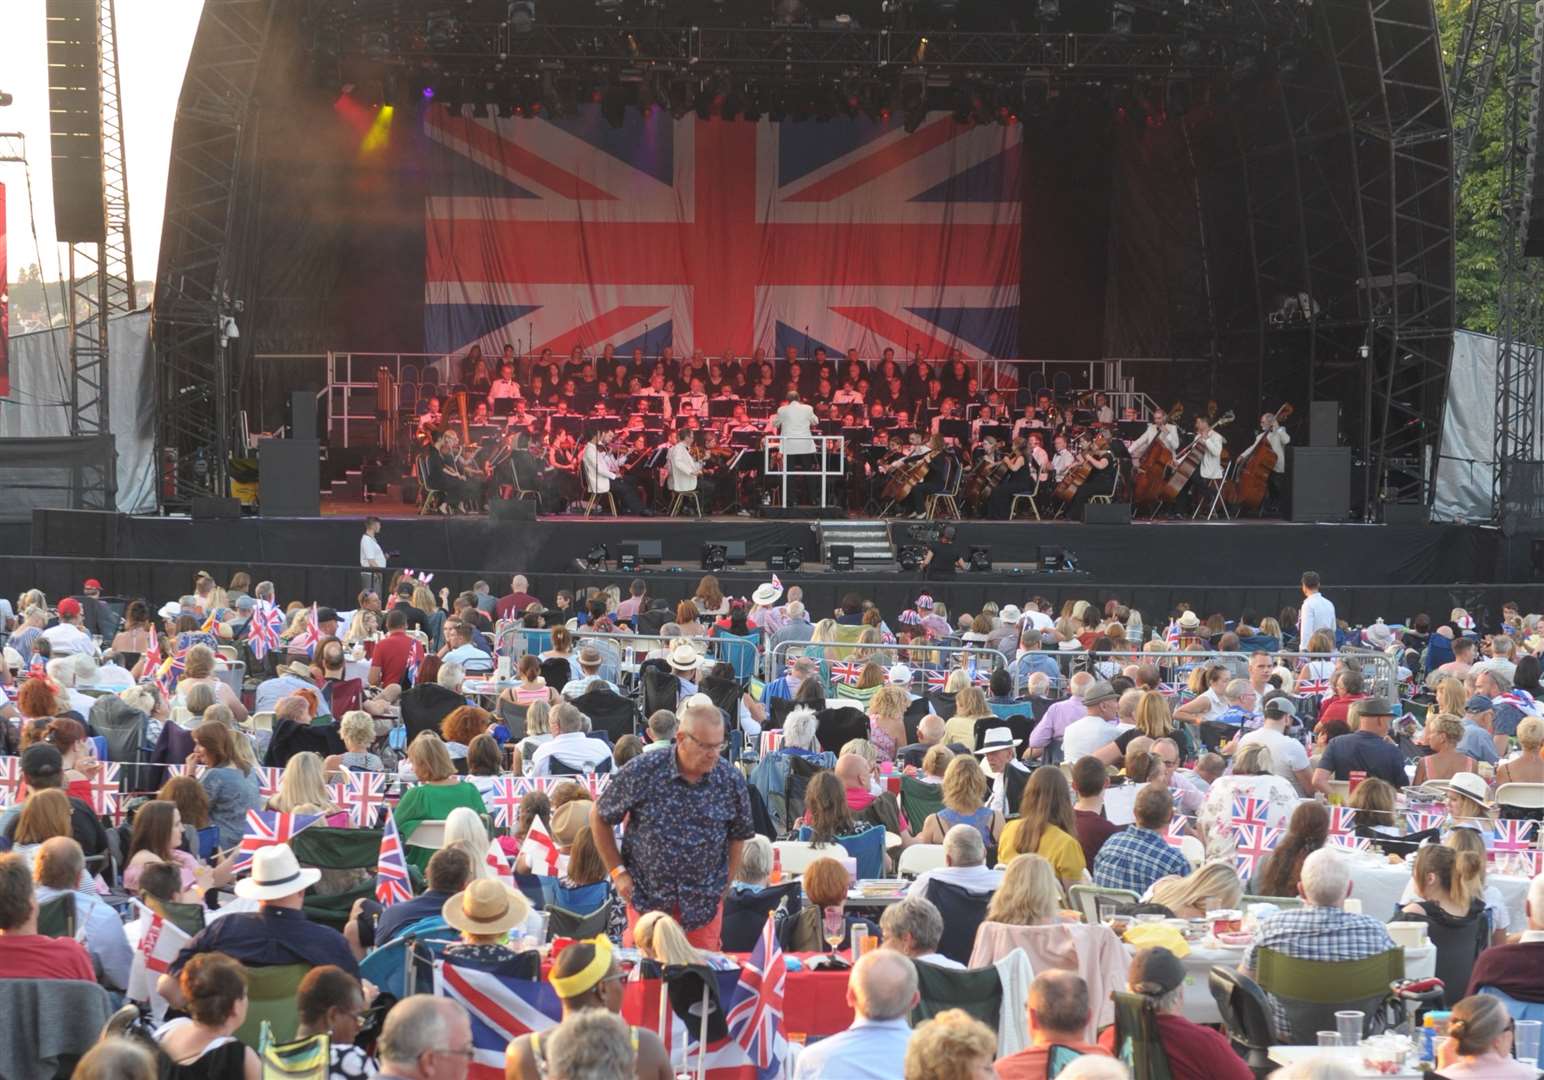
[1130,403,1184,506]
[1157,411,1233,503]
[1053,431,1110,503]
[1224,403,1293,513]
[881,443,942,507]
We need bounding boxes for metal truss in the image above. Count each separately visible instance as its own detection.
[1448,0,1508,184]
[151,0,276,509]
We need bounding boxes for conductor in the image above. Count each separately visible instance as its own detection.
[771,390,819,506]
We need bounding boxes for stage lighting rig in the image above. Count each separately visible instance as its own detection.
[1112,2,1134,34]
[768,546,803,573]
[1037,0,1058,18]
[898,544,926,572]
[580,544,609,571]
[507,0,535,33]
[968,545,992,572]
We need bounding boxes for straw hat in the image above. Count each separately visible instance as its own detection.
[667,643,702,671]
[281,661,315,680]
[752,582,783,607]
[550,800,595,848]
[1177,611,1201,631]
[441,878,532,937]
[234,843,322,901]
[1445,771,1494,812]
[974,728,1017,756]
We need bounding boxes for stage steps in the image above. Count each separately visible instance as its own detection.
[818,520,894,567]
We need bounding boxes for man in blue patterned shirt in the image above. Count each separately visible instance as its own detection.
[1240,848,1396,1040]
[1091,786,1190,893]
[592,695,755,950]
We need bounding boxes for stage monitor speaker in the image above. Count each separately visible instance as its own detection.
[45,0,105,243]
[1082,501,1130,524]
[1288,447,1351,522]
[1308,401,1340,447]
[619,540,663,565]
[828,544,855,571]
[706,539,747,565]
[489,498,537,522]
[290,391,318,442]
[258,438,320,517]
[1381,503,1430,526]
[192,496,241,522]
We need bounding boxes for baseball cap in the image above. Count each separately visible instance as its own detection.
[235,596,256,611]
[1129,946,1187,996]
[56,598,82,618]
[1263,695,1298,719]
[20,744,63,782]
[316,607,339,623]
[82,579,102,591]
[1464,694,1494,714]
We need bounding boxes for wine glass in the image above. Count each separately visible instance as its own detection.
[822,906,846,954]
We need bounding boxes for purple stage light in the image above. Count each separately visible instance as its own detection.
[423,87,435,100]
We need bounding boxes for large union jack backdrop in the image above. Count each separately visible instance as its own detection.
[423,107,1021,360]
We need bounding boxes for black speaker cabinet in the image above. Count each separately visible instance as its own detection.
[620,540,664,565]
[1083,501,1131,524]
[1308,401,1340,448]
[191,496,242,521]
[1288,447,1351,522]
[258,438,321,517]
[290,391,318,442]
[489,497,537,522]
[706,539,748,564]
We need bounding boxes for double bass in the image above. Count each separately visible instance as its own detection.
[1157,411,1234,503]
[1130,403,1184,506]
[1224,403,1294,513]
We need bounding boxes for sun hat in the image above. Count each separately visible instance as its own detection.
[1080,679,1120,706]
[1445,771,1494,811]
[999,605,1023,626]
[441,878,532,936]
[667,643,702,671]
[974,727,1017,755]
[1177,611,1201,631]
[157,601,181,621]
[752,582,783,606]
[282,661,315,679]
[550,800,596,848]
[234,843,322,901]
[1363,621,1395,649]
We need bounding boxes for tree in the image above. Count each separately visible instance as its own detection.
[16,262,41,285]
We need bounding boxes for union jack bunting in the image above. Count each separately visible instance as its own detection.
[829,659,865,685]
[375,809,413,906]
[725,914,789,1079]
[1163,816,1191,849]
[435,956,561,1080]
[1326,833,1373,853]
[163,764,208,780]
[254,766,285,800]
[338,771,388,828]
[84,762,124,824]
[1229,823,1282,878]
[520,814,566,877]
[1498,689,1542,717]
[1294,678,1329,697]
[1406,811,1448,834]
[0,756,27,806]
[1489,819,1537,857]
[1512,849,1544,877]
[925,669,950,690]
[247,601,284,662]
[484,777,524,830]
[233,810,322,873]
[1327,806,1358,838]
[1229,795,1272,829]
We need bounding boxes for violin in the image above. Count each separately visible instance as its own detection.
[1224,403,1294,512]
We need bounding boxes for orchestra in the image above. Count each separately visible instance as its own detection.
[403,346,1295,519]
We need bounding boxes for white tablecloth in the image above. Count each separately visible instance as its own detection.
[1349,859,1530,928]
[1269,1045,1422,1079]
[1145,940,1435,1026]
[345,659,370,683]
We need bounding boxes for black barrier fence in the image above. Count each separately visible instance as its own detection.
[0,554,1535,631]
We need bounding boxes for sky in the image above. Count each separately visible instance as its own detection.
[2,0,204,284]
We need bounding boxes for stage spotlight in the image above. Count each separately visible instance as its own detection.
[968,546,993,573]
[828,544,855,572]
[898,544,926,572]
[581,544,609,571]
[1037,0,1058,17]
[507,0,536,33]
[701,543,729,572]
[768,546,803,573]
[1111,1,1134,33]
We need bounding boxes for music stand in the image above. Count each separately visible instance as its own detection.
[977,424,1010,443]
[937,419,970,443]
[550,415,583,438]
[708,398,740,418]
[491,398,516,418]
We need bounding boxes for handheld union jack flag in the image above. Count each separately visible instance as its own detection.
[1327,806,1358,838]
[0,756,28,807]
[405,637,426,687]
[140,631,163,678]
[1295,677,1330,697]
[288,603,322,659]
[1498,689,1542,717]
[375,809,413,906]
[1229,795,1272,829]
[1489,819,1537,857]
[253,766,285,800]
[84,762,124,824]
[247,601,284,662]
[829,659,864,685]
[1229,823,1282,878]
[338,771,388,829]
[725,913,788,1080]
[1406,810,1447,834]
[485,777,522,830]
[436,955,561,1079]
[1165,622,1181,649]
[153,650,186,700]
[234,810,322,873]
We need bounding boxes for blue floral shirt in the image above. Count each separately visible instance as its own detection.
[595,746,755,930]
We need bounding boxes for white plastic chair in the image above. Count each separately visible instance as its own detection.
[1179,835,1204,871]
[251,711,275,732]
[1494,782,1544,809]
[897,844,947,879]
[406,819,448,853]
[770,840,823,876]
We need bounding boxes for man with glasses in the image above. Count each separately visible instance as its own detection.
[592,694,755,950]
[375,994,474,1080]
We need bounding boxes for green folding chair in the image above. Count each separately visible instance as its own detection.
[1110,990,1174,1080]
[150,898,208,936]
[36,893,77,938]
[235,963,311,1048]
[899,775,945,836]
[1255,947,1403,1045]
[546,898,612,940]
[1067,883,1141,925]
[289,826,423,932]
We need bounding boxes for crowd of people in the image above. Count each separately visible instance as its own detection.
[0,566,1542,1078]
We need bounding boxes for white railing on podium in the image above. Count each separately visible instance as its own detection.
[762,434,845,510]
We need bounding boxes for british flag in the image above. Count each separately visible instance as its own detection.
[423,107,1021,361]
[1498,689,1542,717]
[84,762,123,824]
[405,637,425,687]
[338,771,388,829]
[1489,819,1537,857]
[153,650,186,700]
[829,659,865,686]
[925,669,950,690]
[1229,823,1282,878]
[254,766,285,800]
[234,810,322,873]
[1295,677,1330,697]
[0,756,27,807]
[1163,816,1191,849]
[140,631,163,677]
[1327,806,1358,838]
[289,603,322,659]
[1406,810,1448,834]
[435,955,562,1080]
[1165,622,1181,649]
[484,776,523,830]
[247,601,284,662]
[375,808,413,906]
[1229,794,1272,829]
[725,914,788,1079]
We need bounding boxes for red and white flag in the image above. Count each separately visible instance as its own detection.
[520,814,567,877]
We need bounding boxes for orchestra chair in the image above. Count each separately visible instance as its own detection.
[508,470,542,511]
[924,456,962,520]
[581,470,617,517]
[668,489,702,517]
[414,455,446,516]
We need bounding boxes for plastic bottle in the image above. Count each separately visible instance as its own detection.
[1421,1011,1451,1067]
[770,848,783,885]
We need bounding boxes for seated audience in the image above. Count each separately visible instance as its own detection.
[529,702,612,776]
[994,970,1111,1079]
[879,895,960,969]
[0,850,94,980]
[1434,993,1538,1078]
[393,733,487,872]
[1466,872,1544,999]
[1092,787,1190,893]
[912,823,1004,897]
[1070,755,1122,866]
[1252,800,1328,898]
[0,744,109,857]
[1146,861,1243,919]
[441,877,535,964]
[915,754,1004,847]
[791,949,918,1080]
[999,765,1089,888]
[376,996,475,1080]
[292,965,377,1080]
[154,952,261,1080]
[905,1008,998,1080]
[782,855,877,951]
[982,852,1064,929]
[1099,946,1252,1079]
[1393,842,1489,1005]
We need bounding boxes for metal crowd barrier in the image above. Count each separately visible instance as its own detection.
[768,639,1009,697]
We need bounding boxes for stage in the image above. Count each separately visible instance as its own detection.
[5,509,1535,627]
